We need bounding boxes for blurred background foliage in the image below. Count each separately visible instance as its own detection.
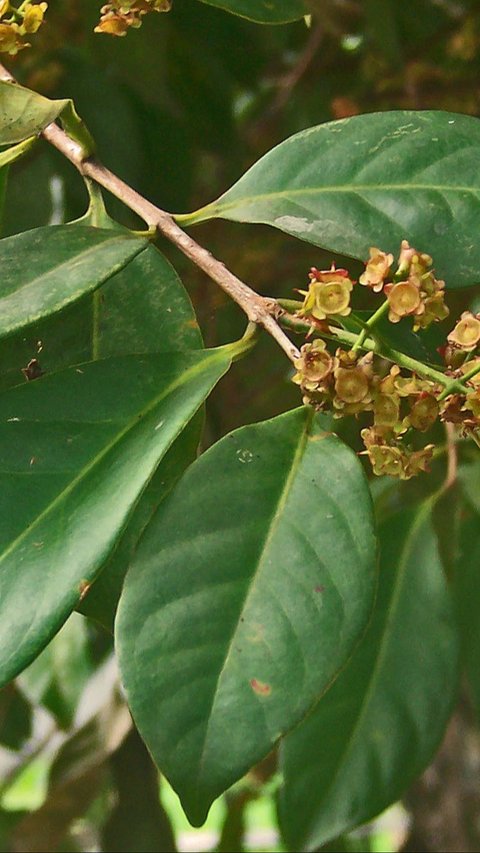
[3,0,480,850]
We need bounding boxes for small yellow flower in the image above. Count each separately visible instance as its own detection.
[359,247,393,292]
[447,311,480,350]
[0,21,25,54]
[384,280,423,324]
[22,2,48,34]
[298,266,354,321]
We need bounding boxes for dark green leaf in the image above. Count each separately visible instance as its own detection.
[0,225,147,341]
[0,684,32,750]
[18,614,92,729]
[181,111,480,287]
[0,347,231,687]
[0,242,201,391]
[278,505,459,851]
[116,407,377,826]
[195,0,306,23]
[102,728,177,853]
[0,82,69,145]
[78,417,202,632]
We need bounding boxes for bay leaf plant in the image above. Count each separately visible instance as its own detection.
[0,1,479,849]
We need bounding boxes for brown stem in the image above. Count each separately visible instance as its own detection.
[0,64,299,363]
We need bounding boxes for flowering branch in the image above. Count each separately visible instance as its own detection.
[0,63,300,364]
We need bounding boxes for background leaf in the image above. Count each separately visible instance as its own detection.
[116,407,377,826]
[278,505,459,851]
[181,111,480,287]
[0,348,230,687]
[195,0,306,23]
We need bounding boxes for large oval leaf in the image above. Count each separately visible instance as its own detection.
[0,225,147,341]
[195,0,306,23]
[116,407,377,826]
[0,81,69,145]
[0,348,231,687]
[180,111,480,287]
[74,244,204,630]
[278,505,459,851]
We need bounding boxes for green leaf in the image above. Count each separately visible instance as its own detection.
[180,111,480,287]
[0,242,200,391]
[0,225,147,342]
[78,417,202,632]
[278,505,459,851]
[0,347,231,687]
[0,684,32,750]
[18,613,92,729]
[116,407,377,826]
[102,729,178,853]
[0,81,69,145]
[195,0,306,23]
[0,137,37,169]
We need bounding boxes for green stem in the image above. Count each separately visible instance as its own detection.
[279,311,470,394]
[438,359,480,401]
[351,298,390,353]
[220,322,259,362]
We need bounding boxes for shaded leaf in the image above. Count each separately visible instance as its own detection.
[102,728,177,853]
[181,111,480,287]
[0,225,147,342]
[0,347,231,686]
[195,0,306,23]
[11,657,131,853]
[18,613,92,729]
[0,684,31,750]
[116,407,377,825]
[278,505,459,851]
[0,137,36,170]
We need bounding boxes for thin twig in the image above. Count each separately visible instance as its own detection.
[444,421,458,490]
[0,63,300,363]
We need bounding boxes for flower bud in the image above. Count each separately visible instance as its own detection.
[407,393,439,431]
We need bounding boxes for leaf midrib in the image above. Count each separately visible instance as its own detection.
[0,233,145,315]
[189,182,480,222]
[194,408,315,803]
[0,352,223,570]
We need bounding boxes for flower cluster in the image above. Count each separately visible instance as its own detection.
[293,343,438,479]
[292,242,480,479]
[361,240,449,330]
[0,1,47,55]
[95,0,171,37]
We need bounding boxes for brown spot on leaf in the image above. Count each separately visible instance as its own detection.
[22,359,44,381]
[78,580,91,601]
[250,678,271,697]
[30,456,37,466]
[308,431,331,442]
[315,585,325,593]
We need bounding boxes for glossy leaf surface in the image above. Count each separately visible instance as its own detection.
[0,225,147,341]
[196,0,306,23]
[116,407,377,826]
[279,506,459,851]
[182,111,480,286]
[0,348,230,687]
